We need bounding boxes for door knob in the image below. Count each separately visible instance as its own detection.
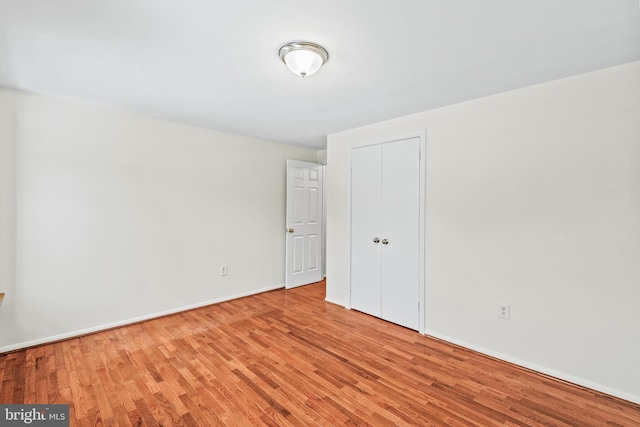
[287,228,294,233]
[373,237,380,243]
[382,239,389,245]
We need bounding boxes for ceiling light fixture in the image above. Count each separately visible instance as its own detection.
[279,41,329,77]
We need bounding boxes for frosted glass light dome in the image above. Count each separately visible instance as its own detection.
[279,41,329,77]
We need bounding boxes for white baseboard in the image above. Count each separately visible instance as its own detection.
[0,283,285,354]
[324,297,346,307]
[424,329,640,405]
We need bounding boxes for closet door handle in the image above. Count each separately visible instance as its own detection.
[382,239,389,245]
[373,237,380,244]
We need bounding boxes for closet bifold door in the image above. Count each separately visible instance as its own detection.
[350,144,383,317]
[350,137,420,330]
[380,138,420,330]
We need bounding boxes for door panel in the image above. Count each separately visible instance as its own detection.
[286,160,323,288]
[308,234,319,270]
[293,186,305,223]
[350,144,382,316]
[381,138,420,330]
[308,187,319,223]
[292,235,304,273]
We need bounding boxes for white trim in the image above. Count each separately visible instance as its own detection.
[417,131,426,334]
[345,147,353,310]
[0,283,285,354]
[347,131,425,150]
[324,297,347,306]
[322,164,327,279]
[346,132,426,332]
[424,329,640,405]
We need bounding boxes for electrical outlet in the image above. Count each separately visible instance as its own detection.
[498,303,510,320]
[220,265,228,276]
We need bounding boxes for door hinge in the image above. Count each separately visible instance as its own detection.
[418,301,420,311]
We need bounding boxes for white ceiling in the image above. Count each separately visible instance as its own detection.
[1,1,639,149]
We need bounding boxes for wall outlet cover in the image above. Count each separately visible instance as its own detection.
[498,303,510,320]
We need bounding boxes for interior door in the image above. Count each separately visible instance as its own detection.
[285,159,323,288]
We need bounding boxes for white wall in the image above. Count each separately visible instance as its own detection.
[326,61,640,403]
[0,88,317,352]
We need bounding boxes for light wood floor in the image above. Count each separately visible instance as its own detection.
[1,281,639,426]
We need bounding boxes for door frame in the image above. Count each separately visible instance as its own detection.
[346,131,426,334]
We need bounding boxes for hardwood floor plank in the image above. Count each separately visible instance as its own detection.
[1,280,639,426]
[133,398,161,427]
